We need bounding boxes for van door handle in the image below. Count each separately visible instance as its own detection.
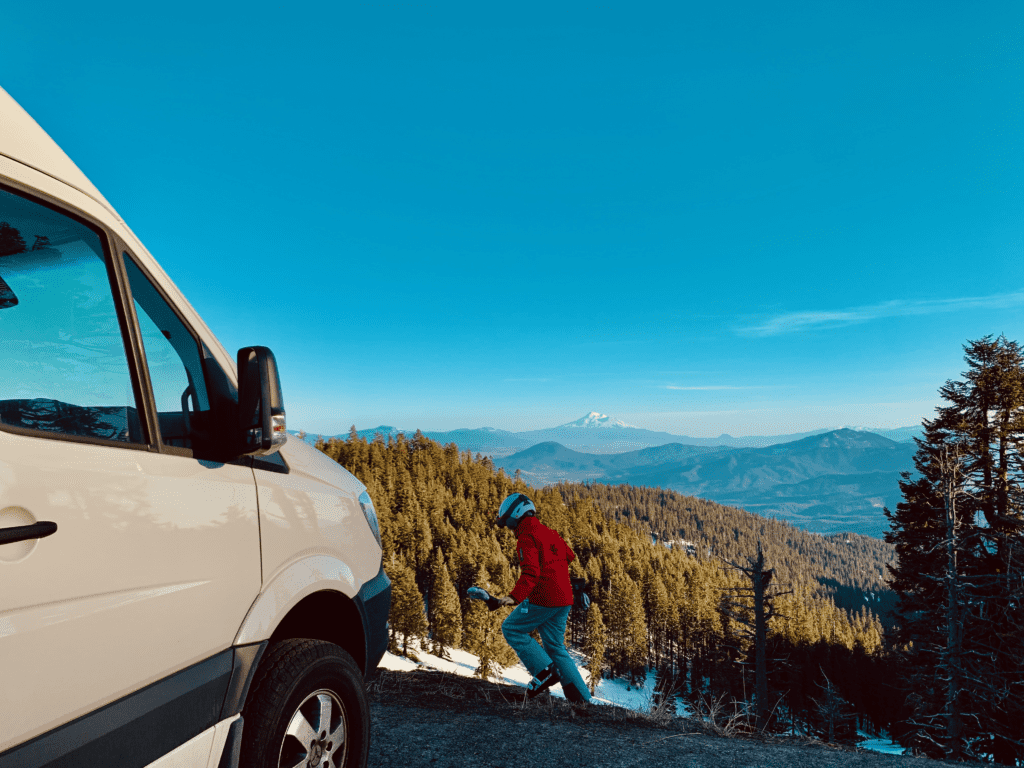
[0,521,58,545]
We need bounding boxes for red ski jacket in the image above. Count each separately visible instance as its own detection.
[509,516,576,607]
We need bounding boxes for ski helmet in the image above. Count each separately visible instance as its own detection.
[497,493,535,529]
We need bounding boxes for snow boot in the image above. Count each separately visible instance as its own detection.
[562,682,586,704]
[562,682,593,715]
[526,663,560,699]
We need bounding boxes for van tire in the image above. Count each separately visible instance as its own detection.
[240,639,370,768]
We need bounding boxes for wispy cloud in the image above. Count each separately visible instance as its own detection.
[665,385,760,390]
[741,291,1024,337]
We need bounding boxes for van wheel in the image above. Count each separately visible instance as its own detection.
[240,639,369,768]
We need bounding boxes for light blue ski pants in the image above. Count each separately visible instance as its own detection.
[501,601,592,702]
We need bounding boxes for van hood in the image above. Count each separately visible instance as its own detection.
[279,437,365,497]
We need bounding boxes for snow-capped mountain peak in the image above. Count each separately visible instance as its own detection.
[561,412,635,429]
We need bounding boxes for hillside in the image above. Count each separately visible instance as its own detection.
[498,429,916,537]
[368,669,966,768]
[559,482,897,622]
[496,440,732,475]
[318,430,904,739]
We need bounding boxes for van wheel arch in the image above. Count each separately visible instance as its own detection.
[268,589,367,675]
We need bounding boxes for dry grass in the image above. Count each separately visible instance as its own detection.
[367,668,688,730]
[689,692,757,738]
[370,669,850,750]
[367,668,981,768]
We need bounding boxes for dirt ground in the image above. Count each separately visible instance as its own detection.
[365,669,974,768]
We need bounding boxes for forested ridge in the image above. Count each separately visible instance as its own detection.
[563,483,896,622]
[315,428,898,741]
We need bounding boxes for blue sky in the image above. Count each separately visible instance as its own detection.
[4,1,1022,436]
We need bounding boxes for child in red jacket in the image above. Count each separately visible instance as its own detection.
[491,493,592,705]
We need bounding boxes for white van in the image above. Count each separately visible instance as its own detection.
[0,87,390,768]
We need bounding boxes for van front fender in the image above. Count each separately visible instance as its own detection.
[234,555,356,645]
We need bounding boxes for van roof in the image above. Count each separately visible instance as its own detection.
[0,86,238,381]
[0,87,117,217]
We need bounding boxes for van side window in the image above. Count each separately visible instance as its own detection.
[0,187,143,443]
[123,254,210,451]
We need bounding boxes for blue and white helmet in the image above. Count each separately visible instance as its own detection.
[496,493,536,529]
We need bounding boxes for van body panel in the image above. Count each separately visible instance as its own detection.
[253,439,382,601]
[0,650,234,768]
[0,430,261,752]
[354,563,392,673]
[0,154,118,234]
[280,437,367,496]
[233,555,357,644]
[141,722,216,768]
[140,715,238,768]
[0,88,117,216]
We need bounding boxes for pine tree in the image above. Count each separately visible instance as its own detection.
[885,336,1024,764]
[427,548,462,657]
[585,556,603,600]
[605,572,648,685]
[412,511,434,584]
[812,674,856,744]
[388,558,427,657]
[642,570,672,668]
[461,597,488,658]
[462,563,514,680]
[583,604,607,695]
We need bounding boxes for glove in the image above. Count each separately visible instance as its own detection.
[467,586,502,611]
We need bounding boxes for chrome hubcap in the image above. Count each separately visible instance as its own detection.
[279,689,347,768]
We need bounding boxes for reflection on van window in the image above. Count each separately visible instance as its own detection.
[0,188,142,442]
[124,254,209,450]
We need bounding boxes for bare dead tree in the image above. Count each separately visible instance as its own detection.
[720,541,791,730]
[938,445,967,760]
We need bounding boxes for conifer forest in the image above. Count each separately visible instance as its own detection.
[316,335,1023,765]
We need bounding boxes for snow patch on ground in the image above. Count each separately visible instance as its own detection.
[384,641,690,719]
[856,732,906,756]
[380,641,535,690]
[382,642,902,755]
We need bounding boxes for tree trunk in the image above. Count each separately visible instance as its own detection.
[754,549,769,730]
[942,452,963,761]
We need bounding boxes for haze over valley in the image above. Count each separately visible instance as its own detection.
[295,412,920,538]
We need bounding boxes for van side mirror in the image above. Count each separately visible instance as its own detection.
[237,346,287,455]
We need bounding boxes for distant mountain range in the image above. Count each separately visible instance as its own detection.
[289,414,921,537]
[493,428,916,538]
[292,411,922,457]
